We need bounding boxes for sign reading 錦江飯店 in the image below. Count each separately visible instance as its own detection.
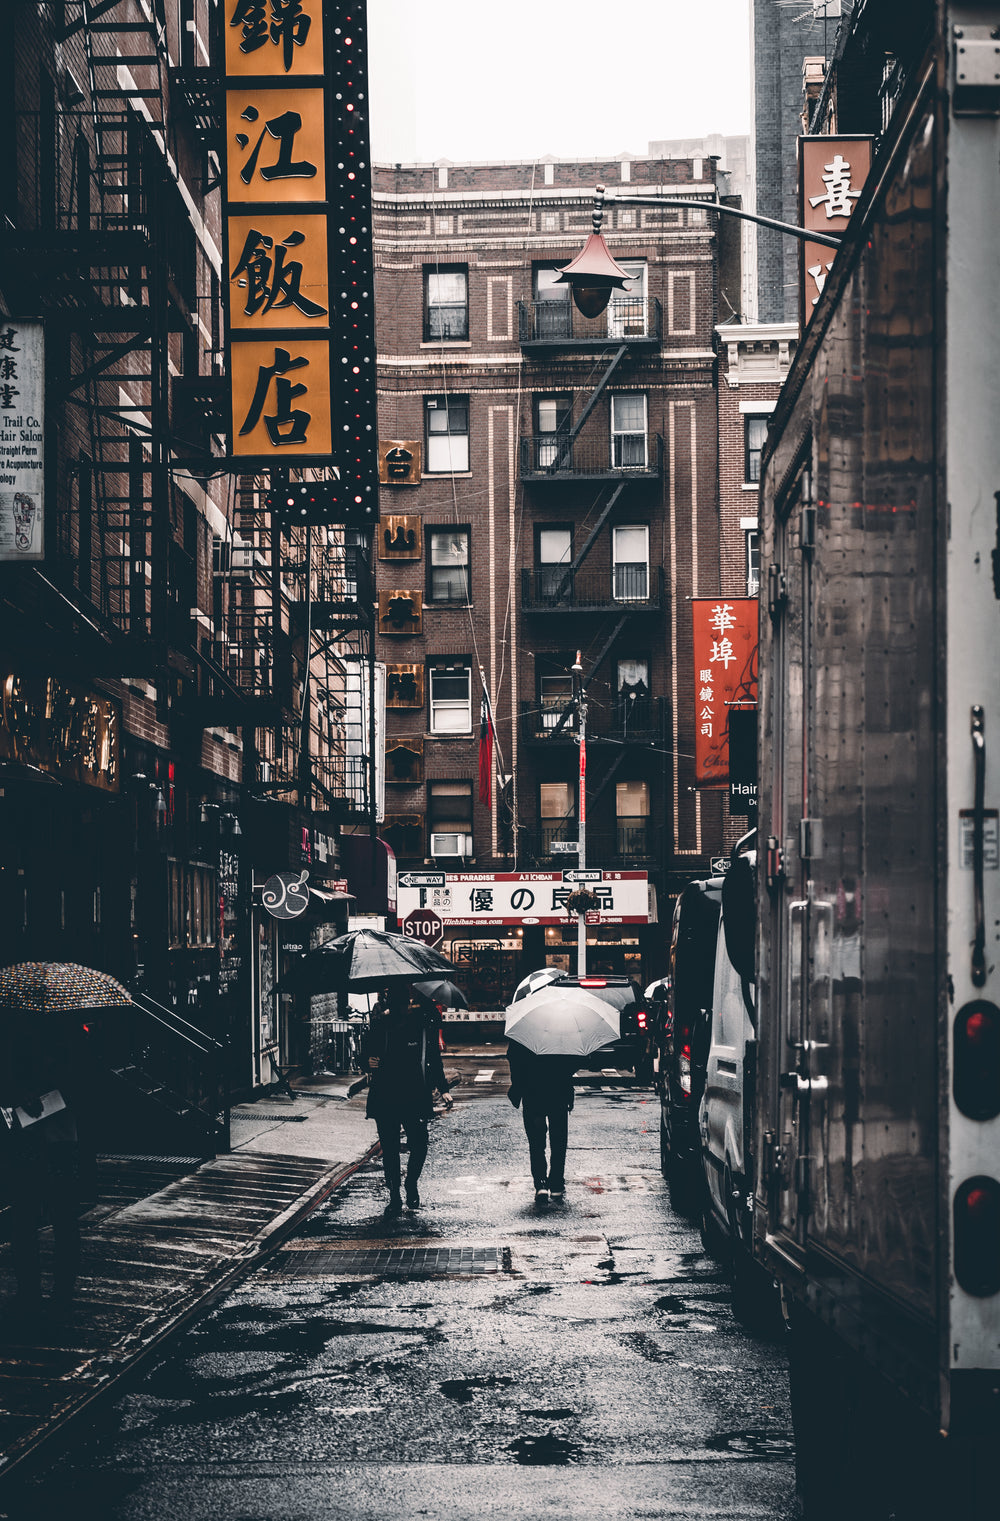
[396,872,649,928]
[692,598,758,787]
[0,320,44,563]
[222,1,378,523]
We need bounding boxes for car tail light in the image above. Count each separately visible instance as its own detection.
[954,1176,1000,1296]
[679,1042,692,1096]
[637,1008,648,1031]
[953,1000,1000,1120]
[579,977,607,987]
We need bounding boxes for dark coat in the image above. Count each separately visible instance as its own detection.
[506,1040,576,1112]
[362,1015,450,1120]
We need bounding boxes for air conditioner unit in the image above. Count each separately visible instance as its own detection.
[431,832,472,857]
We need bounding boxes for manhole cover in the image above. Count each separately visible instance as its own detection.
[270,1245,512,1277]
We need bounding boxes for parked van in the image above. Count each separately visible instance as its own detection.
[658,875,723,1215]
[698,835,776,1327]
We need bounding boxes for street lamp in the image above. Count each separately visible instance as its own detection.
[556,184,842,316]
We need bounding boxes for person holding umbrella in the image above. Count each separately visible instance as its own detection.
[506,1039,577,1201]
[362,986,453,1214]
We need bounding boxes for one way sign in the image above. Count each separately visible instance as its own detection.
[398,871,446,889]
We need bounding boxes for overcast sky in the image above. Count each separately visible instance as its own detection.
[367,0,753,165]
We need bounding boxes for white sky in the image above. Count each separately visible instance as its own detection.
[367,0,753,165]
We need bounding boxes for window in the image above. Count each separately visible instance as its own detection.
[424,266,468,341]
[746,529,761,596]
[429,662,472,734]
[536,525,573,599]
[168,860,217,949]
[427,527,470,604]
[540,780,576,853]
[745,415,769,483]
[533,264,571,339]
[616,780,650,858]
[429,782,473,858]
[426,396,469,473]
[537,654,576,731]
[613,524,649,601]
[535,393,572,468]
[611,393,648,468]
[617,657,650,728]
[607,260,647,338]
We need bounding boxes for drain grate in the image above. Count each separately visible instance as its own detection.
[270,1245,512,1277]
[232,1108,311,1122]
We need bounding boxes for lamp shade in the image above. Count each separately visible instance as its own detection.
[554,232,634,316]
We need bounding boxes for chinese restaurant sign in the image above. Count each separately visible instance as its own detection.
[692,599,758,786]
[396,872,650,929]
[799,135,871,326]
[0,321,45,563]
[223,1,378,518]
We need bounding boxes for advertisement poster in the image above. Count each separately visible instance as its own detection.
[0,320,45,563]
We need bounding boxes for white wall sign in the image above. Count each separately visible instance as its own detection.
[396,871,649,927]
[0,320,45,563]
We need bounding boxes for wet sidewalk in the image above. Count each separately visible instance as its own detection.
[0,1079,382,1483]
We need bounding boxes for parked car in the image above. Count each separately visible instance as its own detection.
[645,976,672,1084]
[659,875,723,1215]
[698,836,778,1329]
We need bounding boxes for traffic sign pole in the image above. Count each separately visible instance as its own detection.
[573,651,588,977]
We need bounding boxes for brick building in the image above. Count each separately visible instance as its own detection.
[371,154,752,1004]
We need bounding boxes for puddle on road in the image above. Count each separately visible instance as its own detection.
[440,1374,513,1404]
[617,1331,676,1363]
[507,1433,584,1464]
[520,1407,577,1420]
[706,1430,796,1459]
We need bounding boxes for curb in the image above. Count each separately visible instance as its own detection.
[0,1141,381,1487]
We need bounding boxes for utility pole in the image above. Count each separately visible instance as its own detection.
[573,652,587,977]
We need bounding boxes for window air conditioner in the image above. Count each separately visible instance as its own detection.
[431,832,472,857]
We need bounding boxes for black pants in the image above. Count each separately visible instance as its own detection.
[375,1113,429,1194]
[522,1102,569,1188]
[6,1124,80,1304]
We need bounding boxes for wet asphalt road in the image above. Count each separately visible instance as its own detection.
[7,1059,798,1520]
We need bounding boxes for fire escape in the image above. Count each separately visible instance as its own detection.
[516,283,666,870]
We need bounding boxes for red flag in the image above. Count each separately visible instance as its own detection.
[478,685,494,807]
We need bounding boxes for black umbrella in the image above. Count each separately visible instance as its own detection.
[411,978,468,1010]
[280,929,455,995]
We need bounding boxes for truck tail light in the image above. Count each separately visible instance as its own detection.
[679,1042,692,1096]
[637,1008,648,1031]
[954,1176,1000,1296]
[953,1000,1000,1120]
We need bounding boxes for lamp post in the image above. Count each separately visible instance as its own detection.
[556,184,842,316]
[572,651,587,977]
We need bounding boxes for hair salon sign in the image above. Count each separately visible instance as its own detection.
[0,320,45,563]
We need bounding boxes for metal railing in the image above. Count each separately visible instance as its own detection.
[521,565,664,612]
[521,433,664,479]
[531,821,660,867]
[521,696,665,743]
[518,296,662,347]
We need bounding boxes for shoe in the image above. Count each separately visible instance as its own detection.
[405,1186,420,1210]
[548,1181,565,1198]
[384,1192,403,1216]
[534,1180,549,1200]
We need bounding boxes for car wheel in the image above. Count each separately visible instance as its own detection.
[668,1151,704,1219]
[659,1106,670,1178]
[726,1170,781,1336]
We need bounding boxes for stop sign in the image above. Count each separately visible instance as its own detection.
[401,907,444,947]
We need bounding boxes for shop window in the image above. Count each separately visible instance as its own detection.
[424,266,468,341]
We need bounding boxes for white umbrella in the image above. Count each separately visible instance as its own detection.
[505,982,621,1057]
[509,966,564,1005]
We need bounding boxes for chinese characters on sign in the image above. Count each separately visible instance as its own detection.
[691,599,758,786]
[395,872,650,928]
[799,136,872,325]
[0,322,45,563]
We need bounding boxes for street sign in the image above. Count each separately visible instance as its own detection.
[401,908,444,946]
[550,841,579,854]
[710,857,732,875]
[398,871,446,888]
[562,869,602,883]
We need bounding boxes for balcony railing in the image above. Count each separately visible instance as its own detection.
[521,433,663,481]
[521,696,665,744]
[518,296,662,349]
[531,822,660,868]
[521,565,664,613]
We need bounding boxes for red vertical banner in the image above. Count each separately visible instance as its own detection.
[692,599,758,785]
[579,734,587,824]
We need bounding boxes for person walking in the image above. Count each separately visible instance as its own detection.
[363,988,453,1214]
[506,1038,577,1200]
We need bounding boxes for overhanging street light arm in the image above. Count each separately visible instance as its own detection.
[598,187,842,250]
